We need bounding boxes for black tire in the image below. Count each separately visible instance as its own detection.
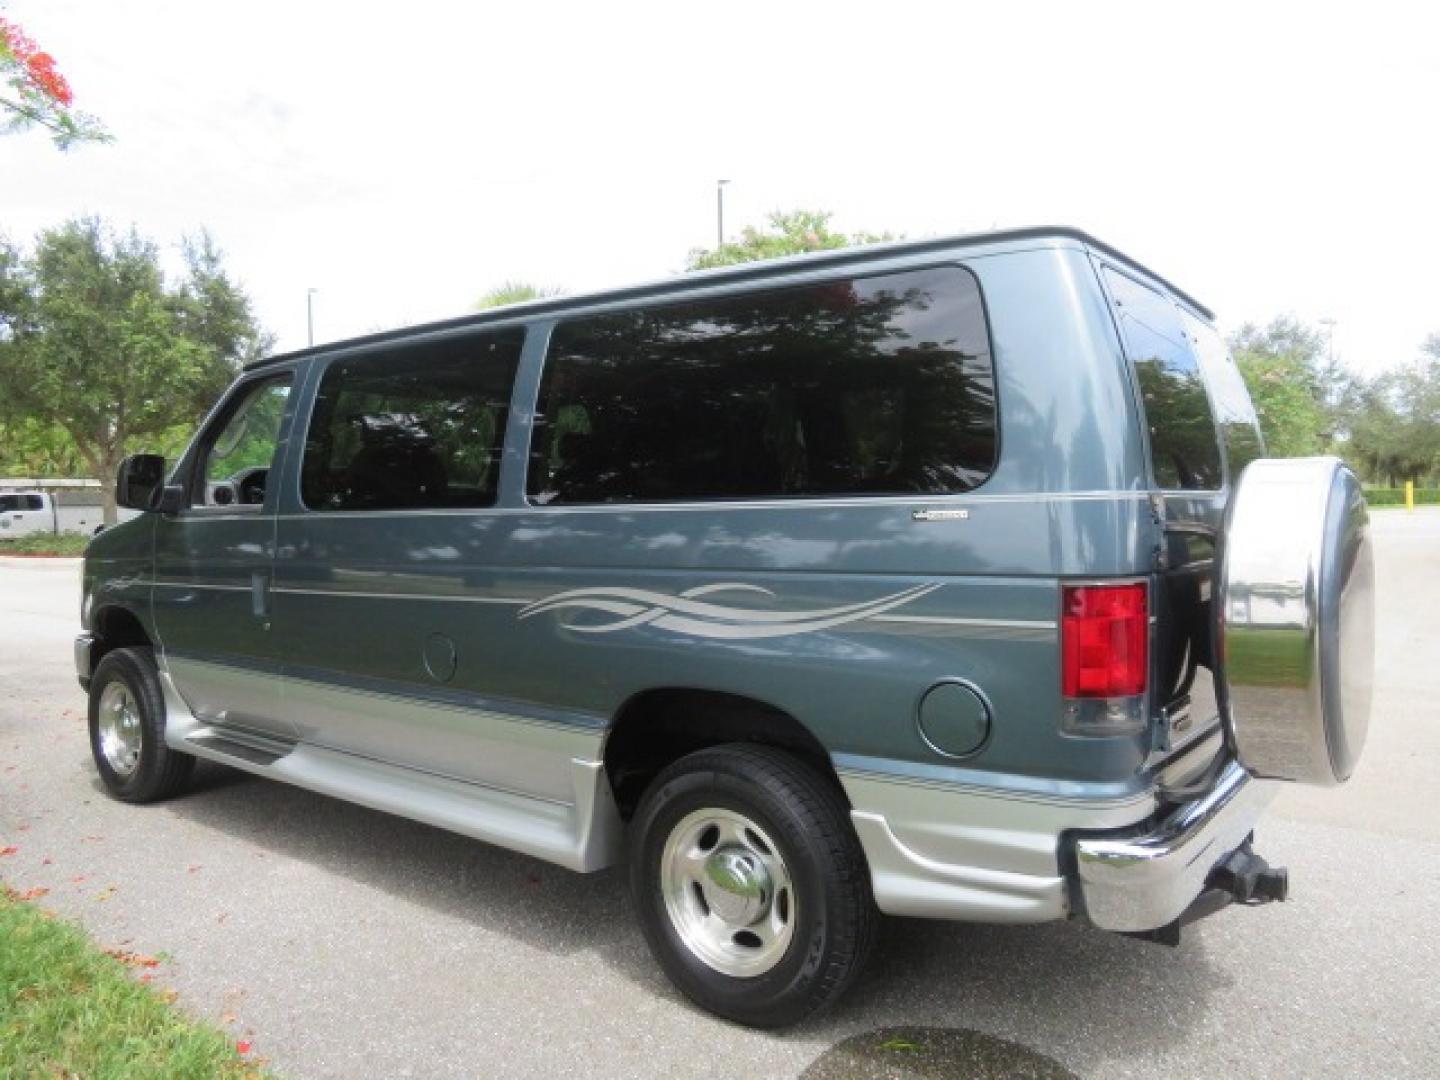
[87,646,194,803]
[629,743,877,1028]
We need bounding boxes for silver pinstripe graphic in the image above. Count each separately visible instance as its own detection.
[516,582,942,639]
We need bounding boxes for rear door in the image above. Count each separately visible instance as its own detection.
[153,369,298,740]
[1100,266,1228,757]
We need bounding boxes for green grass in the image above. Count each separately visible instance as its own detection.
[0,531,91,556]
[0,887,264,1079]
[1364,487,1440,507]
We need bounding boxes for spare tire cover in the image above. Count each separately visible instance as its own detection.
[1216,457,1374,785]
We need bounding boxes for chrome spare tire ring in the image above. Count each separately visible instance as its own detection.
[659,807,796,978]
[96,679,143,779]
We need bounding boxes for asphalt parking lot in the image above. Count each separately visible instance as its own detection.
[2,512,1438,1078]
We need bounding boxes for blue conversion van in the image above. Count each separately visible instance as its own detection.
[77,228,1373,1026]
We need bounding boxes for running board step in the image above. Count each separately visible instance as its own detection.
[186,731,294,767]
[175,729,621,873]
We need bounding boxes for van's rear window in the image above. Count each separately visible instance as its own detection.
[1182,310,1264,478]
[301,330,523,511]
[1103,268,1223,491]
[527,266,997,505]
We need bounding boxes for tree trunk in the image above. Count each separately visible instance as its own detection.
[99,451,122,525]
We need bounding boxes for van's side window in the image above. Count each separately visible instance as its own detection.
[527,266,996,504]
[193,375,293,508]
[1104,268,1223,491]
[301,330,523,511]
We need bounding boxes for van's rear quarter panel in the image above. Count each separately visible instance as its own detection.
[271,244,1155,788]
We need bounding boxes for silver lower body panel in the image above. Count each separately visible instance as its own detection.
[840,769,1156,923]
[149,648,1259,927]
[839,731,1248,927]
[155,661,624,873]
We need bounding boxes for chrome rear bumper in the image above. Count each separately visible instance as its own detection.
[1073,760,1274,932]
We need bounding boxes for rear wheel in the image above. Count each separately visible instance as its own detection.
[629,744,876,1028]
[88,647,194,803]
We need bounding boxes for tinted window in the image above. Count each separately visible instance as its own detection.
[25,494,44,511]
[0,495,17,512]
[528,266,995,505]
[1181,310,1264,479]
[302,330,523,511]
[1104,268,1222,490]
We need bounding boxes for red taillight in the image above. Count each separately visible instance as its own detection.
[1061,583,1148,698]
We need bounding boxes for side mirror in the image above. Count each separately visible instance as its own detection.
[115,454,167,511]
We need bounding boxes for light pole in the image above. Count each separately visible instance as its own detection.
[716,179,730,249]
[307,288,318,347]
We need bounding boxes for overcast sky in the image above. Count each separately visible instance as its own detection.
[5,1,1437,373]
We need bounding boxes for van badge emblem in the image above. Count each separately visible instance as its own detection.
[912,509,970,522]
[518,582,939,640]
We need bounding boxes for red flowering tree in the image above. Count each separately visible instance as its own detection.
[0,16,107,148]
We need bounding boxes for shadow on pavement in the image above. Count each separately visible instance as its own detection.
[157,758,1235,1074]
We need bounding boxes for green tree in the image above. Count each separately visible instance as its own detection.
[0,413,86,475]
[1347,335,1440,484]
[687,210,895,271]
[473,281,561,310]
[0,16,108,148]
[0,218,271,521]
[175,231,272,367]
[1229,316,1333,457]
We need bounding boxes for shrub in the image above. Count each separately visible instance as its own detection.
[1364,487,1440,507]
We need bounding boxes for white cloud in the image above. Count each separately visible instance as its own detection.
[6,0,1437,372]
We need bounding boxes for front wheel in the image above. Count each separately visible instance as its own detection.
[629,744,877,1028]
[88,647,194,803]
